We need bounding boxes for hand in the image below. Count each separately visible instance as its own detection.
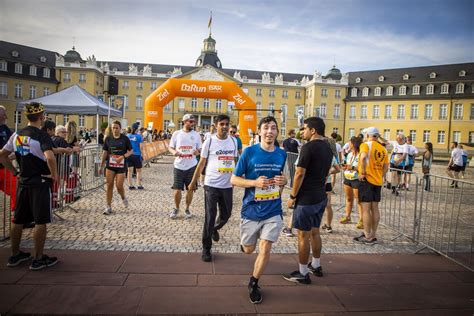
[358,174,366,181]
[189,181,197,191]
[65,147,73,154]
[174,151,181,157]
[254,176,268,189]
[287,198,296,209]
[273,174,286,186]
[193,150,200,156]
[52,174,59,185]
[99,165,105,175]
[73,146,81,153]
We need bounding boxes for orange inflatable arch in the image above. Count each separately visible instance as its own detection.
[144,78,257,144]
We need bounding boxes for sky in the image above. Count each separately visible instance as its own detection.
[1,0,473,75]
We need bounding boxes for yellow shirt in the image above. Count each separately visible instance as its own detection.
[359,141,389,186]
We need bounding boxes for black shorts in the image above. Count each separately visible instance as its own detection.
[344,179,360,189]
[448,164,462,172]
[14,179,53,225]
[293,198,328,231]
[325,183,332,192]
[404,164,414,171]
[172,166,196,191]
[106,166,126,174]
[358,180,382,203]
[127,155,143,169]
[390,163,405,175]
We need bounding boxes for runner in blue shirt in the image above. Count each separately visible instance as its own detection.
[127,123,144,190]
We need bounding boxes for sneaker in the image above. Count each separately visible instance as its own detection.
[282,227,295,237]
[103,206,112,215]
[184,209,192,219]
[308,263,323,277]
[212,229,220,242]
[170,208,178,219]
[137,186,144,190]
[248,280,262,304]
[201,249,212,262]
[122,198,129,208]
[129,186,136,190]
[364,238,378,245]
[282,271,311,284]
[354,234,377,245]
[29,255,59,271]
[356,220,364,230]
[7,251,32,267]
[339,216,351,224]
[321,224,332,233]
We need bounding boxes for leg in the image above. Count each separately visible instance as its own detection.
[174,190,182,209]
[10,223,23,255]
[105,169,116,206]
[354,188,363,220]
[127,167,134,187]
[32,224,47,259]
[252,239,273,279]
[202,187,218,250]
[136,168,143,186]
[369,202,380,239]
[343,184,354,218]
[185,189,194,210]
[215,188,233,230]
[310,227,322,260]
[361,202,372,238]
[325,193,333,227]
[297,230,312,264]
[115,173,126,199]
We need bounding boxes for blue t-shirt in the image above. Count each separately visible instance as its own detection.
[233,144,287,221]
[127,133,143,156]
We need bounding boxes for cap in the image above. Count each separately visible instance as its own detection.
[24,102,45,115]
[362,126,380,136]
[132,122,140,129]
[182,114,195,122]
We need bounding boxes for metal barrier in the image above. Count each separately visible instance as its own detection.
[0,167,16,241]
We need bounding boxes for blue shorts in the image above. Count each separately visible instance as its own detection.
[293,198,328,231]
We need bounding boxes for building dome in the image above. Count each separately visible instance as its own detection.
[64,46,83,63]
[324,65,342,80]
[195,35,222,69]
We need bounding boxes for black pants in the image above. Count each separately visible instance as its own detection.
[202,186,233,250]
[424,174,431,191]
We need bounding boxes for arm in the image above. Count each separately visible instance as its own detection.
[52,147,73,155]
[358,151,368,181]
[189,157,207,190]
[287,166,306,208]
[100,150,108,173]
[44,150,58,183]
[0,149,17,175]
[231,174,267,189]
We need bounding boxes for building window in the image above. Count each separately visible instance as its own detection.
[256,88,262,96]
[295,91,301,99]
[151,82,157,90]
[386,86,393,96]
[43,68,50,78]
[63,114,69,125]
[79,74,86,83]
[164,120,170,130]
[334,104,340,119]
[14,83,22,98]
[349,128,355,138]
[269,103,275,116]
[243,88,249,94]
[355,77,361,83]
[178,99,185,112]
[335,90,341,98]
[321,88,327,97]
[441,83,449,94]
[269,89,275,97]
[362,87,369,97]
[15,63,22,74]
[64,72,71,82]
[453,103,463,120]
[471,104,474,120]
[319,104,326,118]
[399,85,407,96]
[191,98,197,111]
[15,111,22,125]
[397,104,405,119]
[349,105,356,119]
[427,84,434,95]
[282,90,288,98]
[333,128,339,134]
[430,72,436,79]
[437,130,445,144]
[78,115,85,127]
[360,105,367,119]
[256,102,262,116]
[453,131,461,143]
[403,74,410,80]
[425,104,432,119]
[410,130,416,142]
[0,82,7,97]
[396,129,404,136]
[137,81,143,90]
[374,87,381,96]
[373,105,380,119]
[379,76,385,82]
[29,65,37,76]
[423,130,430,143]
[439,104,448,120]
[164,102,171,112]
[29,85,36,99]
[412,85,420,95]
[351,88,357,97]
[203,98,210,111]
[410,104,418,119]
[43,87,50,96]
[384,129,390,140]
[213,99,221,113]
[469,131,474,143]
[456,83,464,94]
[123,80,129,89]
[136,96,143,110]
[385,104,392,119]
[0,60,6,71]
[459,70,466,77]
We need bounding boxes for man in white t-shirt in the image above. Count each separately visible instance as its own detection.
[403,136,419,190]
[385,133,408,195]
[189,115,238,262]
[168,114,202,219]
[447,141,463,188]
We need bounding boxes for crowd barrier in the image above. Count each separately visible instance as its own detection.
[0,167,15,241]
[140,139,170,164]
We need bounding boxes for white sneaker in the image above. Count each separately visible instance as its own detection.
[122,198,129,208]
[184,209,192,219]
[103,206,112,215]
[170,208,178,219]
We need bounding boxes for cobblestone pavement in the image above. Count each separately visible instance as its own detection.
[0,156,472,255]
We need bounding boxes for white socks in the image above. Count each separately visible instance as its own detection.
[299,263,309,275]
[311,257,321,268]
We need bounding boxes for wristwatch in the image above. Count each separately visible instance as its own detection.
[289,194,297,200]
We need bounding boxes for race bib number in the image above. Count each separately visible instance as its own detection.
[255,184,280,201]
[109,155,124,168]
[218,156,235,173]
[179,146,193,159]
[344,170,358,180]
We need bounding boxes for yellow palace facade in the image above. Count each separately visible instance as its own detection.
[0,37,472,151]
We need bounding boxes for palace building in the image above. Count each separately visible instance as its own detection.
[0,37,472,150]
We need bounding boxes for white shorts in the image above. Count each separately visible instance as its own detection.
[240,215,283,246]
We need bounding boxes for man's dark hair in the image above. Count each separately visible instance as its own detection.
[330,132,338,139]
[452,141,458,147]
[26,112,43,122]
[230,124,238,129]
[304,117,325,136]
[258,116,278,130]
[214,114,230,123]
[112,120,121,128]
[288,129,295,136]
[41,119,56,132]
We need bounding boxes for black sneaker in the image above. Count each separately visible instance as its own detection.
[212,229,220,242]
[129,186,136,190]
[308,263,323,277]
[364,238,378,245]
[29,255,59,271]
[248,280,262,304]
[7,251,32,267]
[201,249,212,262]
[282,271,311,284]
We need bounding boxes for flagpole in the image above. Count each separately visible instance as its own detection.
[208,11,212,36]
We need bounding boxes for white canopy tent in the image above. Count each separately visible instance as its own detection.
[16,84,122,133]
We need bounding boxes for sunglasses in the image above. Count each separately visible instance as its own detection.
[230,131,236,134]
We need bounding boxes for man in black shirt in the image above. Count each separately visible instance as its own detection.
[0,102,59,271]
[282,129,299,154]
[283,117,333,284]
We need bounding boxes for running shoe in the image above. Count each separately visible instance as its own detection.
[103,206,112,215]
[356,220,364,229]
[248,280,262,304]
[170,208,178,219]
[282,227,295,237]
[7,251,32,267]
[29,255,59,271]
[339,216,351,224]
[122,198,129,208]
[184,209,192,219]
[282,271,311,284]
[308,263,323,277]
